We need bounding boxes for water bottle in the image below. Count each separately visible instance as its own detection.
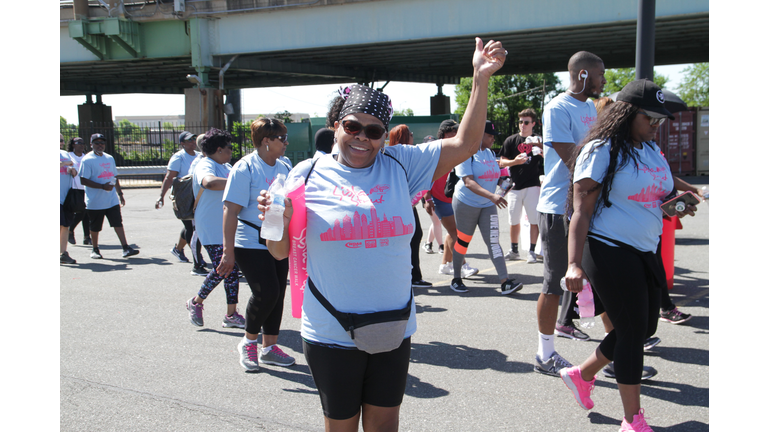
[498,178,511,196]
[560,277,596,328]
[700,186,709,202]
[261,173,286,241]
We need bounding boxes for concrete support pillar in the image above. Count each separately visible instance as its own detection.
[73,0,89,20]
[225,89,242,132]
[185,88,225,131]
[635,0,656,80]
[431,84,451,115]
[78,94,115,153]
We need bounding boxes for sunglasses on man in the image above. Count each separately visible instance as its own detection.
[341,120,387,140]
[518,120,532,125]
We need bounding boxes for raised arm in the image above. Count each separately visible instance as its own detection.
[433,38,506,181]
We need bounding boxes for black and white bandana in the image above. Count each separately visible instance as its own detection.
[338,85,394,129]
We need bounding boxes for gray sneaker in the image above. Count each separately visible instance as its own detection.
[222,311,246,329]
[238,339,260,372]
[259,345,295,367]
[185,297,204,326]
[602,362,657,381]
[504,250,520,261]
[534,351,573,377]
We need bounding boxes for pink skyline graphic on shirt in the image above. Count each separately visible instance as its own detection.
[477,169,501,182]
[320,206,413,242]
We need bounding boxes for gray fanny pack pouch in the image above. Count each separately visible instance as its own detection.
[307,278,411,354]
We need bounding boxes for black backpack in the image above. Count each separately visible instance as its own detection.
[170,174,203,220]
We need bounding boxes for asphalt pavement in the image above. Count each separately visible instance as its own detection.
[59,183,709,431]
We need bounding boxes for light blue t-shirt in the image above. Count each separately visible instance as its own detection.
[453,148,500,208]
[288,142,441,348]
[60,150,73,205]
[574,139,674,253]
[79,152,119,210]
[537,93,597,215]
[167,149,201,178]
[223,153,292,249]
[193,157,231,246]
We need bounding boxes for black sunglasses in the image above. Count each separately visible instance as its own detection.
[638,110,666,126]
[270,135,288,143]
[341,120,386,140]
[518,120,532,125]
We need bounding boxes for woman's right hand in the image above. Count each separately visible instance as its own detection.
[472,38,506,79]
[564,264,587,293]
[217,249,236,278]
[424,200,434,216]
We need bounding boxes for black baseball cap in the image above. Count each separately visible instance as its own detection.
[179,131,197,142]
[616,79,675,120]
[73,137,85,145]
[90,133,106,143]
[484,120,499,135]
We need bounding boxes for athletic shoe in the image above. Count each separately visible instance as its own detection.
[185,297,204,326]
[527,251,538,263]
[534,351,573,377]
[190,265,208,276]
[122,247,139,258]
[560,366,595,410]
[412,279,433,288]
[555,324,590,341]
[171,246,189,262]
[237,339,260,372]
[83,237,92,245]
[222,311,245,328]
[438,263,453,275]
[60,251,76,264]
[602,362,658,381]
[259,345,296,367]
[619,408,654,432]
[450,278,468,293]
[423,242,435,254]
[461,263,478,278]
[439,245,445,254]
[500,279,523,295]
[68,231,76,245]
[504,250,520,261]
[659,307,692,325]
[90,248,103,259]
[644,337,661,351]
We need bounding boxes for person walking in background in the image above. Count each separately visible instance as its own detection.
[389,124,432,289]
[533,51,605,376]
[559,79,696,432]
[420,134,445,256]
[184,129,245,329]
[217,118,295,372]
[314,127,335,160]
[78,133,140,260]
[67,137,91,246]
[156,131,202,268]
[60,134,78,264]
[448,120,523,295]
[498,108,544,264]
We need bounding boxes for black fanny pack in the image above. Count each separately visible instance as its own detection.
[307,278,411,354]
[238,218,267,246]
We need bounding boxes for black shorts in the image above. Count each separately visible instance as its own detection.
[303,337,411,420]
[60,205,74,227]
[87,205,123,232]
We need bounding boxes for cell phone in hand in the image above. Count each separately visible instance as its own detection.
[660,191,701,217]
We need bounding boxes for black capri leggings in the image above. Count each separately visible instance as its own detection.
[234,247,289,336]
[582,237,661,385]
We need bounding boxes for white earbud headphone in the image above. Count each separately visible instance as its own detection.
[580,71,589,81]
[568,70,589,95]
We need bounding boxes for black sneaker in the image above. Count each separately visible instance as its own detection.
[68,231,76,245]
[660,307,692,325]
[450,278,468,293]
[644,336,661,351]
[439,244,445,254]
[412,279,433,288]
[90,248,103,259]
[191,265,208,276]
[83,237,92,245]
[500,279,523,295]
[60,251,76,264]
[122,247,139,258]
[602,362,657,381]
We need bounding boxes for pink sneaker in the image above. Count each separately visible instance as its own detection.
[560,366,596,410]
[619,409,654,431]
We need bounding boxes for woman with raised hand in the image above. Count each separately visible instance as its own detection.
[257,38,506,432]
[559,79,697,432]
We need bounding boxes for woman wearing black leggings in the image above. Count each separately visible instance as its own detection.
[559,80,697,432]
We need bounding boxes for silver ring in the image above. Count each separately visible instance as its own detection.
[504,50,508,56]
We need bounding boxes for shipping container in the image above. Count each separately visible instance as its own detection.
[696,108,709,175]
[655,108,697,176]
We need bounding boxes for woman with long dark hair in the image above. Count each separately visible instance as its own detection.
[558,79,697,431]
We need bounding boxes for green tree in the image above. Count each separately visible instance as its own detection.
[394,108,414,117]
[454,73,561,148]
[603,68,669,95]
[675,63,708,107]
[61,116,68,130]
[274,110,293,124]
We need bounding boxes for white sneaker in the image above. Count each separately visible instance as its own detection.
[438,263,452,275]
[527,251,538,263]
[505,250,520,261]
[461,263,478,278]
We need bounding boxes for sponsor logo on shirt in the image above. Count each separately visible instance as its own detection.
[581,115,597,127]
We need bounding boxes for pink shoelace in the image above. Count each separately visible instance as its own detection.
[269,346,290,359]
[243,342,259,360]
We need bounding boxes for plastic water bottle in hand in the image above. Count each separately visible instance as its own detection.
[700,186,709,202]
[261,173,287,241]
[561,277,596,328]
